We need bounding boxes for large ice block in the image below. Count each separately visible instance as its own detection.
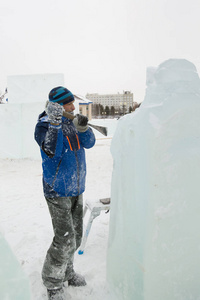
[0,232,30,299]
[107,59,200,300]
[7,73,64,103]
[0,102,45,159]
[0,73,65,159]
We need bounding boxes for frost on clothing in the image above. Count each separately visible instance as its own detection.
[42,195,83,290]
[34,111,95,197]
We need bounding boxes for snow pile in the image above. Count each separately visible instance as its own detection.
[107,59,200,300]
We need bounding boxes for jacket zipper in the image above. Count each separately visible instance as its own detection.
[74,150,80,195]
[66,134,80,195]
[52,159,62,188]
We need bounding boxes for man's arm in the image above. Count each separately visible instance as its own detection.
[35,102,64,158]
[34,122,64,158]
[72,114,96,149]
[78,128,96,149]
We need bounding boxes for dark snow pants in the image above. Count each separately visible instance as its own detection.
[42,194,83,290]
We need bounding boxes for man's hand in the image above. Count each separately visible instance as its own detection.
[73,114,88,132]
[76,114,88,126]
[45,102,63,124]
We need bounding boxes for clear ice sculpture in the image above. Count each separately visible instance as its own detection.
[0,232,30,299]
[107,59,200,300]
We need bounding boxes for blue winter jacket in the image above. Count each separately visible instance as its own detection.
[34,111,95,198]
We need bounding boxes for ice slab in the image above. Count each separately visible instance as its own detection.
[107,59,200,300]
[0,73,82,158]
[0,232,30,299]
[7,73,64,104]
[0,102,45,159]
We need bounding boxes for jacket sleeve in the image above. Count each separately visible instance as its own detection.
[78,127,96,149]
[34,122,64,158]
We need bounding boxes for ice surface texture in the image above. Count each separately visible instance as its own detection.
[107,59,200,300]
[0,232,30,299]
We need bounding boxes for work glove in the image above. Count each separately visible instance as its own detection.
[45,102,63,124]
[73,114,88,132]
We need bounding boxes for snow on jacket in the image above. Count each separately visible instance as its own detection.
[34,111,96,198]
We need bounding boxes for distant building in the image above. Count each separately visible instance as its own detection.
[86,91,134,115]
[74,94,93,120]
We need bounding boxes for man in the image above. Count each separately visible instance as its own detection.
[34,86,95,300]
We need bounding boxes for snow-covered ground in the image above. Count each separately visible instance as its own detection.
[0,136,116,300]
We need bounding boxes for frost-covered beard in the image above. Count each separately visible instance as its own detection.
[68,111,74,115]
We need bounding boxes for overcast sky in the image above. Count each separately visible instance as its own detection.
[0,0,200,102]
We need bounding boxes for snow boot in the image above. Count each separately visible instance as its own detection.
[68,273,87,287]
[47,287,65,300]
